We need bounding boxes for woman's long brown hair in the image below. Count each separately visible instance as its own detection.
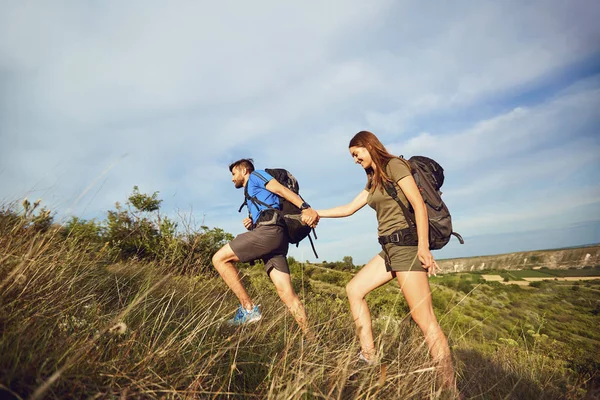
[349,131,410,193]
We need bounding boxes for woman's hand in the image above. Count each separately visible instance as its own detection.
[418,245,440,277]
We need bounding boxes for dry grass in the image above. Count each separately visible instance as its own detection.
[0,212,592,399]
[0,221,452,399]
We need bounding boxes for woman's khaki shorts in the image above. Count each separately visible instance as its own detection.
[379,243,427,273]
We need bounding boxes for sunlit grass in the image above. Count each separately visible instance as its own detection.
[1,204,596,399]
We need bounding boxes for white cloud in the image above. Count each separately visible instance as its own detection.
[454,186,600,235]
[388,77,600,172]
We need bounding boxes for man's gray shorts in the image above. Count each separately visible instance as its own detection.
[229,225,290,274]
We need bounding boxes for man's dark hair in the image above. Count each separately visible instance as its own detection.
[229,158,255,173]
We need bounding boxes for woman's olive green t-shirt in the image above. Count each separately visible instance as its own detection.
[366,158,424,272]
[366,158,412,236]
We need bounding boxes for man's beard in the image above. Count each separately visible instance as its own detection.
[234,180,243,189]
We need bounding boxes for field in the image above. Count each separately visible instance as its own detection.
[473,267,600,285]
[510,270,556,278]
[547,267,600,277]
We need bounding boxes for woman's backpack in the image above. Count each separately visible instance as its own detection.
[383,156,464,250]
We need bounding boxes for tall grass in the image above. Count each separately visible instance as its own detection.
[0,208,594,399]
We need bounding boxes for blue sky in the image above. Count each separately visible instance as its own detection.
[1,0,599,265]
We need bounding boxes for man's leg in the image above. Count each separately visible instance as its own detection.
[268,267,308,333]
[212,243,254,310]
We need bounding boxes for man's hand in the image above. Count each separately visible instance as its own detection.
[301,208,319,228]
[243,217,253,230]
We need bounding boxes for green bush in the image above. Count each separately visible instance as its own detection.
[458,281,474,294]
[431,290,450,312]
[311,270,350,287]
[365,288,410,318]
[77,186,235,273]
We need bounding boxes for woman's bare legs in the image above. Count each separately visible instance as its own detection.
[345,254,394,360]
[396,271,457,391]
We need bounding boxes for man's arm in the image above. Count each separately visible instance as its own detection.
[265,179,305,208]
[265,179,319,225]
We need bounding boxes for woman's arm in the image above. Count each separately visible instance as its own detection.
[397,175,438,274]
[316,190,369,218]
[397,176,429,248]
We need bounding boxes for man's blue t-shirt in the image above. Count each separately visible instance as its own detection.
[245,170,281,222]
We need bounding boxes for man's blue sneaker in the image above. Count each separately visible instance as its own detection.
[227,304,262,326]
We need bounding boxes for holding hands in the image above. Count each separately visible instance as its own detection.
[301,208,319,228]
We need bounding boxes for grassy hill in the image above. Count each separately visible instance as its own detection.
[1,199,599,399]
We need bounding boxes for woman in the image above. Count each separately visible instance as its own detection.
[314,130,457,389]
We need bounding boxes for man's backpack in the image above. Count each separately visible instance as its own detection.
[383,156,464,250]
[239,168,318,257]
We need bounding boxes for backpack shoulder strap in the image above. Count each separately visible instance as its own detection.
[238,183,250,213]
[383,156,418,228]
[251,171,270,183]
[238,172,267,213]
[243,171,279,211]
[382,181,416,229]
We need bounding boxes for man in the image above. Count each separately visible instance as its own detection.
[212,159,319,331]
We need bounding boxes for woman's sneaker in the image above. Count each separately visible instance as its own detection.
[358,351,378,365]
[228,304,262,325]
[348,351,379,381]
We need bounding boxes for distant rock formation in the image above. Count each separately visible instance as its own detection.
[437,244,600,273]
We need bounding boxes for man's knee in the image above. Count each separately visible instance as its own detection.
[211,248,224,267]
[212,244,236,268]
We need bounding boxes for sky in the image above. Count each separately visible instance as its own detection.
[1,0,599,265]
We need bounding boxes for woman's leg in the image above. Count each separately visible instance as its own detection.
[396,271,456,389]
[345,254,394,360]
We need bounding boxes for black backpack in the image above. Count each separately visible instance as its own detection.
[239,168,318,257]
[383,156,464,250]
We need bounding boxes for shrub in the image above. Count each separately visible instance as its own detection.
[311,271,348,287]
[458,281,474,294]
[431,290,450,312]
[98,187,233,273]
